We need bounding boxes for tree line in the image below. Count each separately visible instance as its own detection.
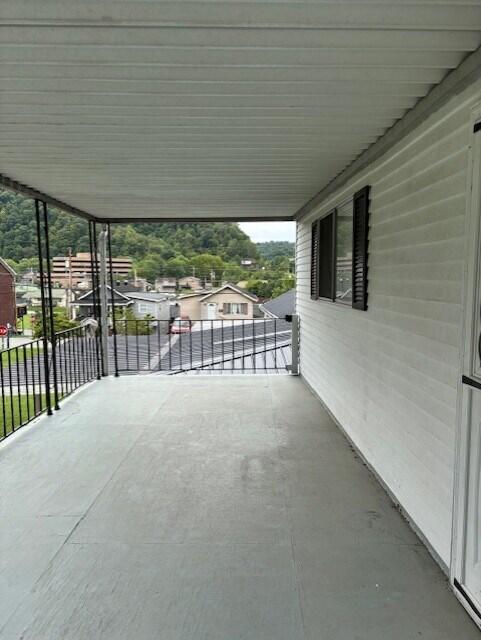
[1,190,295,299]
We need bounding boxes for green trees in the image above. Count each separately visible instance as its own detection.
[256,241,294,261]
[245,273,295,299]
[165,255,190,278]
[0,189,296,301]
[190,253,224,281]
[114,307,154,335]
[0,191,259,274]
[32,308,77,339]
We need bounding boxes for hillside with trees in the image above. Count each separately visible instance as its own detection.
[256,241,295,261]
[0,190,294,298]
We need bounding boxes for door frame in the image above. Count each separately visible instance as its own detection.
[206,302,217,320]
[451,101,481,628]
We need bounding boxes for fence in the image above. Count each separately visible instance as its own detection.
[0,325,99,441]
[113,317,292,374]
[0,317,296,439]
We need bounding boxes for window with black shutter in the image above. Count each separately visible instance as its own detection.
[351,186,370,310]
[309,185,370,311]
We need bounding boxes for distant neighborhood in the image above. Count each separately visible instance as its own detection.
[0,250,295,339]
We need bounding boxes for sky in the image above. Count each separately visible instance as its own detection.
[239,221,296,243]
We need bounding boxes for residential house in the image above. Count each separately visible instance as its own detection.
[155,277,177,293]
[179,283,257,320]
[73,286,132,320]
[178,275,202,291]
[260,288,295,319]
[73,287,178,329]
[18,268,37,285]
[240,259,257,270]
[0,257,16,328]
[16,285,67,309]
[123,292,179,322]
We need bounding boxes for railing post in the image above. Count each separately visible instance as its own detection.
[88,221,102,380]
[107,223,119,377]
[34,199,52,415]
[290,314,300,375]
[98,224,110,376]
[42,201,60,410]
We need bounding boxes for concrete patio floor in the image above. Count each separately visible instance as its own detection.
[0,376,478,639]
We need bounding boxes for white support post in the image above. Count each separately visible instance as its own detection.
[98,224,109,376]
[291,314,299,375]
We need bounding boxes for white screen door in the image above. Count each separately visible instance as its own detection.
[463,390,481,607]
[455,115,481,627]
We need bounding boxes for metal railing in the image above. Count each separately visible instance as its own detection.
[54,325,100,399]
[0,325,99,441]
[112,317,293,374]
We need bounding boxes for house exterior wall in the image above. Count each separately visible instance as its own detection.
[0,262,16,328]
[179,295,202,319]
[131,299,171,322]
[296,78,481,568]
[200,291,254,320]
[179,291,254,320]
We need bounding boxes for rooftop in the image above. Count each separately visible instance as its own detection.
[261,288,295,319]
[0,375,477,639]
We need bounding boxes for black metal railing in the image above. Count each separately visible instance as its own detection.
[54,325,100,399]
[112,317,292,374]
[0,325,99,441]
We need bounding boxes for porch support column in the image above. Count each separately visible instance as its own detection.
[291,314,300,375]
[98,224,109,376]
[107,223,119,377]
[34,199,52,415]
[42,201,60,409]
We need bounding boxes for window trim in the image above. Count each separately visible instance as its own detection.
[223,302,248,315]
[310,185,370,311]
[318,208,337,303]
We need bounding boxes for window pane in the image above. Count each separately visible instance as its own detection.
[318,212,334,299]
[336,199,353,304]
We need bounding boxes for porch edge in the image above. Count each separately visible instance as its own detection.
[300,373,449,577]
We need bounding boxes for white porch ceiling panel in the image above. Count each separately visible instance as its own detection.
[1,1,481,220]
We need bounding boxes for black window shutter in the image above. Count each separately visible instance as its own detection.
[352,185,370,310]
[310,220,319,299]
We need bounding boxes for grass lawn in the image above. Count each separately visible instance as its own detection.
[0,393,47,438]
[1,346,42,367]
[17,312,34,333]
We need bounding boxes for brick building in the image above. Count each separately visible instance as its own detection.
[0,258,16,328]
[51,252,133,287]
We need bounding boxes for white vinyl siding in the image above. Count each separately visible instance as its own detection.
[137,302,155,316]
[296,78,481,567]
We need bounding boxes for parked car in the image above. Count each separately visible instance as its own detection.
[170,316,192,334]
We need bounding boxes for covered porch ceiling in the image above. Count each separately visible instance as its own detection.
[1,2,481,222]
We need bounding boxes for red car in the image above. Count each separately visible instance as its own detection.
[170,316,192,334]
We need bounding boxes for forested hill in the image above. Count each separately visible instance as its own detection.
[0,191,259,266]
[256,241,294,261]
